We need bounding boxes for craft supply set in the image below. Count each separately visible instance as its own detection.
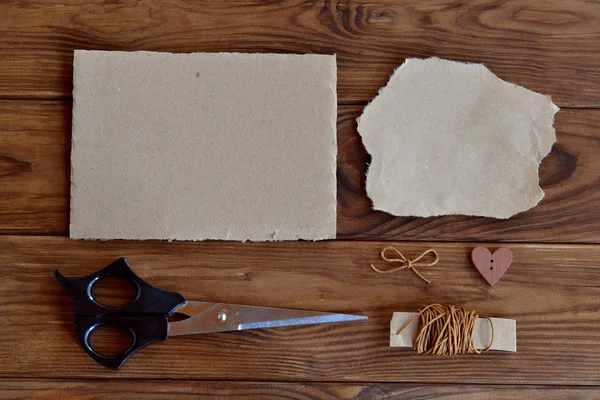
[57,50,556,369]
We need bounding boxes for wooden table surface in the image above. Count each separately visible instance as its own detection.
[1,0,600,398]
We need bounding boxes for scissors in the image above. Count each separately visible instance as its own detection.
[55,257,368,370]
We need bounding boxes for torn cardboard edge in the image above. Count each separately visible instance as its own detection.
[390,312,517,352]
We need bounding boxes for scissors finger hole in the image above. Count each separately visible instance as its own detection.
[92,276,138,308]
[88,324,134,357]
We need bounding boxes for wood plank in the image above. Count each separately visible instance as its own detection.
[1,236,600,384]
[337,107,600,242]
[2,101,599,242]
[1,0,600,106]
[1,379,599,400]
[0,101,70,235]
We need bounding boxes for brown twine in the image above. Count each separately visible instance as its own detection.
[397,304,495,355]
[370,247,439,283]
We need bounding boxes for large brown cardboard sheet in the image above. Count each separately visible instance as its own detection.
[70,51,337,241]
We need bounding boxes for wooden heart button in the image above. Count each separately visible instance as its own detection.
[471,247,513,286]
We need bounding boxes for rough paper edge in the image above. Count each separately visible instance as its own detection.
[356,56,560,220]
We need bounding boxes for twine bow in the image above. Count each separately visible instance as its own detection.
[370,246,439,283]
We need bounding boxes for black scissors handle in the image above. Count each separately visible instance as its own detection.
[55,258,186,370]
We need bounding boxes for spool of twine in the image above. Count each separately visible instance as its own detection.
[397,304,495,355]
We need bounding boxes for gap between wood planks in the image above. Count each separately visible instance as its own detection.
[0,95,596,110]
[2,376,600,386]
[4,234,600,248]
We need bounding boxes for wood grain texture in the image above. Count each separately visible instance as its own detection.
[2,101,599,242]
[337,107,600,242]
[2,0,600,395]
[2,236,600,384]
[0,101,70,235]
[1,380,599,400]
[1,0,600,106]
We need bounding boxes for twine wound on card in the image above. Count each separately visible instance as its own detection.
[397,304,494,355]
[370,247,439,283]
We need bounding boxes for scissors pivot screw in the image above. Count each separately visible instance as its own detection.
[217,311,228,322]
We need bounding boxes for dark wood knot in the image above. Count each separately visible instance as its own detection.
[368,10,393,23]
[0,155,32,178]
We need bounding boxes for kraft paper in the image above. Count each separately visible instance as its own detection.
[358,57,559,219]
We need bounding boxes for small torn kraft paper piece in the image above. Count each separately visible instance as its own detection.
[70,50,337,241]
[357,57,559,219]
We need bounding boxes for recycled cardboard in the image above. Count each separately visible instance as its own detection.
[70,50,337,241]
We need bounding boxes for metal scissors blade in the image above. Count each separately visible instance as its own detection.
[169,301,368,336]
